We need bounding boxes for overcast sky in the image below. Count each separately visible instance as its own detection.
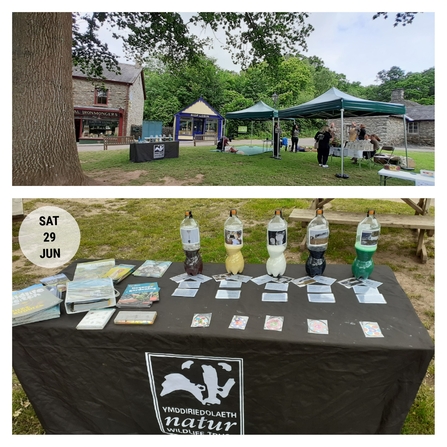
[98,10,435,87]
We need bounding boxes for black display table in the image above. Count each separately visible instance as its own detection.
[129,141,179,162]
[13,261,433,434]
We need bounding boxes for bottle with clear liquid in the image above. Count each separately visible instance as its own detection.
[266,209,288,277]
[224,209,244,274]
[352,209,381,279]
[305,209,330,277]
[180,210,203,276]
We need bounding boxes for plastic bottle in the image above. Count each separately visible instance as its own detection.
[224,209,244,274]
[180,210,203,276]
[305,209,330,277]
[266,209,288,277]
[352,209,381,279]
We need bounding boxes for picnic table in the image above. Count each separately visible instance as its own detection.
[289,199,434,263]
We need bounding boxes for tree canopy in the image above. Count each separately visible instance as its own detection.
[72,12,315,77]
[372,12,418,26]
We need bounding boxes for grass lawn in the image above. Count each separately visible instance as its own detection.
[79,145,435,186]
[12,198,434,434]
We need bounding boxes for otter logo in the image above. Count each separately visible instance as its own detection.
[153,144,165,159]
[160,360,235,405]
[146,353,244,434]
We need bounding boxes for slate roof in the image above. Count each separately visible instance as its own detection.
[391,98,434,121]
[72,62,143,84]
[401,99,435,121]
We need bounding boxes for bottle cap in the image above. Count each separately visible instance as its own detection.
[316,209,323,215]
[275,209,282,215]
[230,209,237,216]
[368,209,375,216]
[185,210,191,217]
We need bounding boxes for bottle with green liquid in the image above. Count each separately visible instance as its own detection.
[352,209,381,279]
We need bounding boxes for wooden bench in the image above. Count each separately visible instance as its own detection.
[289,204,434,263]
[193,134,218,146]
[103,136,136,150]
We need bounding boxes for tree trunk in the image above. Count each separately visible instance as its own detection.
[12,12,91,185]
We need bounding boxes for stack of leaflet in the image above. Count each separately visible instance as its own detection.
[13,284,63,326]
[65,277,116,314]
[73,259,115,281]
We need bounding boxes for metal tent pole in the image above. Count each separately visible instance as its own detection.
[336,108,349,178]
[401,115,413,171]
[251,121,253,146]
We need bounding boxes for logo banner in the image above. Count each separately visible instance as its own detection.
[153,144,165,159]
[146,353,244,435]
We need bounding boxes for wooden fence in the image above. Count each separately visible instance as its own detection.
[103,136,136,150]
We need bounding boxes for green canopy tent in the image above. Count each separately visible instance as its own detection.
[225,100,283,156]
[278,87,408,178]
[225,100,278,120]
[225,100,278,143]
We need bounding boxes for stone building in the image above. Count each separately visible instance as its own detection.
[391,88,434,146]
[72,63,146,142]
[329,89,434,147]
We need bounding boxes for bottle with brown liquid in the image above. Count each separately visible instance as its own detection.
[180,210,203,276]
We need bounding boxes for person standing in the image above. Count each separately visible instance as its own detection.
[291,124,300,152]
[348,122,358,142]
[352,124,367,163]
[314,126,332,168]
[273,122,281,159]
[358,124,366,140]
[329,122,337,139]
[367,134,381,158]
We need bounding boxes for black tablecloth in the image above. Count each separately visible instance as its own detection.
[13,261,434,434]
[129,141,179,162]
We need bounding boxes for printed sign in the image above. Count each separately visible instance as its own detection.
[267,229,287,246]
[146,353,244,434]
[153,144,165,159]
[360,229,380,246]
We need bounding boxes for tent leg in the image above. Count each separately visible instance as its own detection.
[401,115,413,171]
[335,109,349,179]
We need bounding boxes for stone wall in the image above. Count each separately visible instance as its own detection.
[329,116,401,146]
[126,74,145,136]
[73,78,129,110]
[73,77,144,135]
[407,120,434,146]
[328,115,433,147]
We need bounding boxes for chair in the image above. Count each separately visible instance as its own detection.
[374,146,395,166]
[358,152,374,169]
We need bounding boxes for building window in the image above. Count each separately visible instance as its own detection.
[82,119,117,137]
[408,122,419,134]
[179,118,193,135]
[95,88,108,105]
[205,119,218,135]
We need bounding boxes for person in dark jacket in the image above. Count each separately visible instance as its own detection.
[314,126,332,168]
[273,122,282,159]
[358,124,366,140]
[216,136,229,151]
